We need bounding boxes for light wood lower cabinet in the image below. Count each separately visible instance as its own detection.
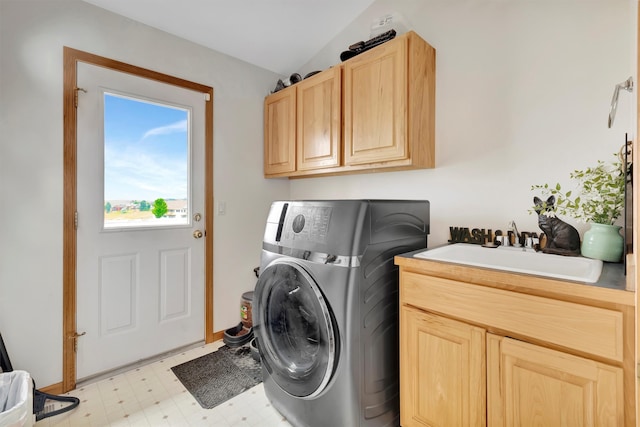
[401,306,624,427]
[398,265,632,426]
[400,306,486,427]
[487,335,623,427]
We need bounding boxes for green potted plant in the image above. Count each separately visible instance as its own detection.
[531,153,628,262]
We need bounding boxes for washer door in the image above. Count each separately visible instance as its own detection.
[255,259,337,398]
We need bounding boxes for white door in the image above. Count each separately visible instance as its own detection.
[76,62,206,380]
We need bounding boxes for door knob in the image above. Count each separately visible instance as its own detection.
[193,230,204,239]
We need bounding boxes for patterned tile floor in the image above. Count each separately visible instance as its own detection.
[34,341,292,427]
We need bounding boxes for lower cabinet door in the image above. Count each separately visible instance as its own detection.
[400,306,486,427]
[487,334,624,427]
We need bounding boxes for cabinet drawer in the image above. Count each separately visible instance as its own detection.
[401,272,624,361]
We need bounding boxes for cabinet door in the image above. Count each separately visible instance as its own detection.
[343,36,408,165]
[400,306,486,427]
[296,67,341,170]
[487,334,624,427]
[264,87,296,175]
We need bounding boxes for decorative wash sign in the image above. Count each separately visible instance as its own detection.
[448,227,499,245]
[448,226,539,246]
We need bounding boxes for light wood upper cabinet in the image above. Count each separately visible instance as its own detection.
[264,86,296,175]
[296,66,341,171]
[343,30,435,168]
[263,67,340,177]
[343,34,407,164]
[263,30,436,178]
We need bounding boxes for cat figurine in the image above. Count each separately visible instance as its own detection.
[533,195,581,256]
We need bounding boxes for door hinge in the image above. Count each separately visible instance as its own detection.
[74,87,87,108]
[74,211,78,230]
[70,331,86,352]
[204,93,211,102]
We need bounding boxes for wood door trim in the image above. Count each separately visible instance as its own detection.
[62,47,215,392]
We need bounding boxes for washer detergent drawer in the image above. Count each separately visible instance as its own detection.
[254,259,338,397]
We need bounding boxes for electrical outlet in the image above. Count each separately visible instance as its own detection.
[370,14,393,37]
[370,12,409,38]
[372,14,393,30]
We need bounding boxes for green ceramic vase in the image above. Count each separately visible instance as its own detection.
[580,223,623,262]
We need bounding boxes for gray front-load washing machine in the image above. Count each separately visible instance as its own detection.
[254,200,429,427]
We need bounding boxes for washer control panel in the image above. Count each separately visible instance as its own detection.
[284,205,332,243]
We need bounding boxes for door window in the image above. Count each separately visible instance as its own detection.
[103,92,190,230]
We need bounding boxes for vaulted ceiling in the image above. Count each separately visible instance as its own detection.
[81,0,377,75]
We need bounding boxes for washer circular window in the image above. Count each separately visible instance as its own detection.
[255,259,337,398]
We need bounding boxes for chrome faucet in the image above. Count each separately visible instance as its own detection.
[508,220,521,247]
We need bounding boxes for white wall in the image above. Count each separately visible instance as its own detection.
[293,0,636,246]
[0,0,288,387]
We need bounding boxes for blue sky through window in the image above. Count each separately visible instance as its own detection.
[104,93,189,202]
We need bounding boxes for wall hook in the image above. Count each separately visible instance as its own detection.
[608,76,633,128]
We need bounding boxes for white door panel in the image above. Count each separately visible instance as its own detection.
[76,62,205,379]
